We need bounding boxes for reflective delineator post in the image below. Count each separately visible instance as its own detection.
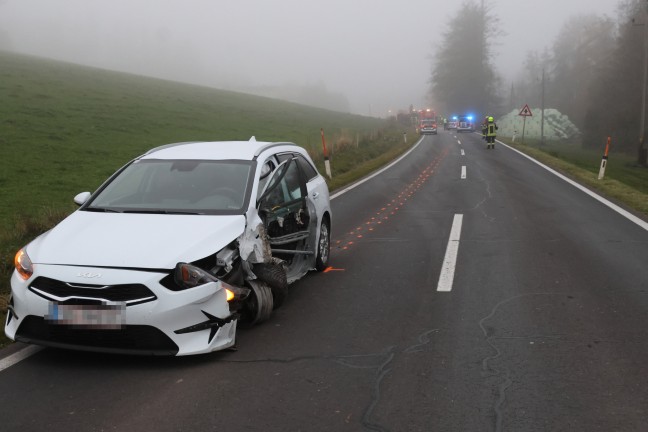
[598,136,611,180]
[320,128,332,179]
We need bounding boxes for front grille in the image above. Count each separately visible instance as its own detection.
[29,276,157,306]
[16,316,179,355]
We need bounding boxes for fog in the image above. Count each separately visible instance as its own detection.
[0,0,618,116]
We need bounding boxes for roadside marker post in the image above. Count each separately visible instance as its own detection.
[598,136,612,180]
[320,128,332,179]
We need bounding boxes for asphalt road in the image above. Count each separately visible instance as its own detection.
[1,130,648,432]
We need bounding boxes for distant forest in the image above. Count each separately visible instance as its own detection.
[430,0,648,164]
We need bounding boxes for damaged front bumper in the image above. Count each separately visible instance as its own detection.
[5,264,240,356]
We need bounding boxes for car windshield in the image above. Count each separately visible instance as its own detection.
[86,159,253,214]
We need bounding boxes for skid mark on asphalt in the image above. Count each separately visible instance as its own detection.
[465,159,495,222]
[222,328,441,432]
[332,149,449,255]
[478,292,564,432]
[403,328,441,353]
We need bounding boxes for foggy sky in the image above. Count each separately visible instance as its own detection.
[0,0,619,116]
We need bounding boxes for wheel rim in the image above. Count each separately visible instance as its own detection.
[318,221,330,264]
[243,280,273,325]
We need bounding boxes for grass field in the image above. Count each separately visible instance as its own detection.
[0,50,404,230]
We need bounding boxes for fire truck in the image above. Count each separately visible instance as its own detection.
[417,109,437,135]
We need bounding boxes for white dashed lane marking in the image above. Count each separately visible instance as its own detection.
[437,214,464,292]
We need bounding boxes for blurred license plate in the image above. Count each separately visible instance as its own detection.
[48,303,125,329]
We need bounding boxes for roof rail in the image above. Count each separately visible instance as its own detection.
[144,141,203,155]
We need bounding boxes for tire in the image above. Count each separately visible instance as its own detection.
[241,280,273,326]
[315,217,330,272]
[254,263,288,309]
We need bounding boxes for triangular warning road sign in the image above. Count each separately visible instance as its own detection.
[518,104,533,117]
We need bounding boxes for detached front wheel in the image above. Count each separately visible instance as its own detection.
[315,218,330,272]
[254,262,288,309]
[241,280,273,326]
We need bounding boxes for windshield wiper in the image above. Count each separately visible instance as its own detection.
[84,207,122,213]
[121,209,204,215]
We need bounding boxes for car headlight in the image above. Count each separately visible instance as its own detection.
[15,248,33,280]
[173,263,249,302]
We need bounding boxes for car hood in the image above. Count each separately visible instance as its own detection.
[28,211,247,269]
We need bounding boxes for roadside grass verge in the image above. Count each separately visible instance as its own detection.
[501,138,648,217]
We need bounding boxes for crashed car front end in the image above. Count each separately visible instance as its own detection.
[5,258,246,356]
[3,210,277,356]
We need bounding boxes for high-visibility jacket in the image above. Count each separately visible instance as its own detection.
[487,123,498,137]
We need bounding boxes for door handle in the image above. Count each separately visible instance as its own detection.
[312,192,320,199]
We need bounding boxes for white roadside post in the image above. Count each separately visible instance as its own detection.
[598,136,612,180]
[320,128,332,179]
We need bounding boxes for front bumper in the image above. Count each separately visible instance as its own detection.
[5,265,237,356]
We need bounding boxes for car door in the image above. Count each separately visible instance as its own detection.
[294,153,328,225]
[257,155,312,278]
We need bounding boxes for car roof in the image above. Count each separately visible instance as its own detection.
[141,139,299,161]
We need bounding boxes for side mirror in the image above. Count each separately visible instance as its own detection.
[74,192,91,206]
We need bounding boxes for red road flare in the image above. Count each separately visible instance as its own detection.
[324,266,346,273]
[332,148,448,253]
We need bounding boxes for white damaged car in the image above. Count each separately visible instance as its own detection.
[5,139,332,355]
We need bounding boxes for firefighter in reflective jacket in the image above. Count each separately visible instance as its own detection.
[486,116,498,149]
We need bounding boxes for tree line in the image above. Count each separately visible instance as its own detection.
[430,0,648,165]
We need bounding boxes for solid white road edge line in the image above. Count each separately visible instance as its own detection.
[330,136,425,200]
[497,139,648,232]
[437,214,463,292]
[0,345,42,372]
[461,166,467,179]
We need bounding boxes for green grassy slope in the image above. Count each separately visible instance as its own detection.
[0,50,391,230]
